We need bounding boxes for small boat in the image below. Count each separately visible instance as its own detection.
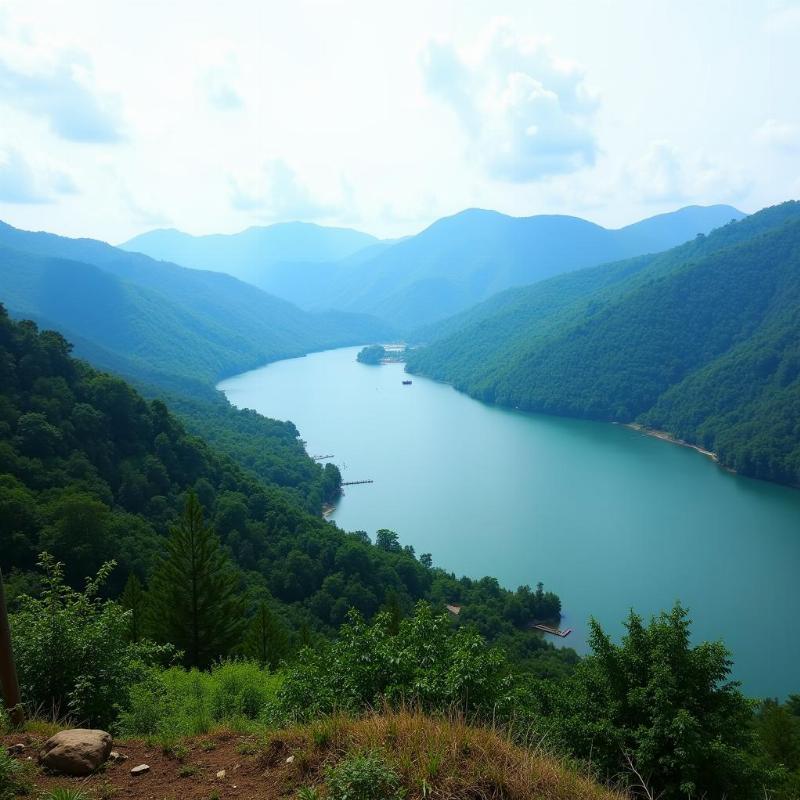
[402,380,412,385]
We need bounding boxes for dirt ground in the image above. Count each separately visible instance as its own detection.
[3,730,301,799]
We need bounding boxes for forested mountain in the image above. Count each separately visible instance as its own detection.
[0,221,397,503]
[407,202,800,486]
[0,305,567,671]
[0,221,392,390]
[123,205,743,331]
[122,221,379,286]
[328,204,746,329]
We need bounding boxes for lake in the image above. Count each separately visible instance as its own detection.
[219,346,800,698]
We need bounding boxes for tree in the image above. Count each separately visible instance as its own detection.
[9,554,167,727]
[242,601,289,668]
[120,573,147,643]
[536,603,762,799]
[375,529,400,552]
[147,493,245,668]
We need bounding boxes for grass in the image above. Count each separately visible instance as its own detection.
[261,710,625,800]
[117,660,281,741]
[2,709,624,800]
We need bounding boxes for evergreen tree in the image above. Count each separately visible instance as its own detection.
[147,493,245,668]
[120,573,146,642]
[242,601,289,668]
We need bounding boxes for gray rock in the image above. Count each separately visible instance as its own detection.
[39,729,112,776]
[130,763,150,776]
[7,744,25,755]
[109,751,128,763]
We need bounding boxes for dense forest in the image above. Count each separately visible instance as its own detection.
[0,220,398,515]
[0,306,565,667]
[2,256,800,798]
[407,202,800,486]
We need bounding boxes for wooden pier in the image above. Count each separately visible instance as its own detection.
[312,454,334,461]
[341,480,374,486]
[529,622,572,638]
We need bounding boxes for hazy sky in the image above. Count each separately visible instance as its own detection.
[0,0,798,242]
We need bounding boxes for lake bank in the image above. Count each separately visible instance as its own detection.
[625,423,720,463]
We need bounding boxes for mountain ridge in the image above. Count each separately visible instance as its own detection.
[120,205,745,330]
[406,202,800,486]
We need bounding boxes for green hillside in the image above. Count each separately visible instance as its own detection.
[0,305,566,668]
[0,222,395,505]
[407,202,800,485]
[0,222,393,388]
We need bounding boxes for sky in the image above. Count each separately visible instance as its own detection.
[0,0,798,242]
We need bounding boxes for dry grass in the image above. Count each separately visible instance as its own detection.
[2,710,626,799]
[262,709,625,800]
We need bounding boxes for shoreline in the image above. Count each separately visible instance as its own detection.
[625,423,722,464]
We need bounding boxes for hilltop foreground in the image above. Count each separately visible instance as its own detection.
[1,712,620,800]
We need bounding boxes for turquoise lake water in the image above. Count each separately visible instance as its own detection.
[219,346,800,698]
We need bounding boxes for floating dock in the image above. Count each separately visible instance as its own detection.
[530,623,572,638]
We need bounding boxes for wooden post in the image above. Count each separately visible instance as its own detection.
[0,568,24,725]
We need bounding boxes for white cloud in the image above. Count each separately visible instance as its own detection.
[422,20,598,182]
[627,141,750,204]
[202,54,244,111]
[0,50,125,143]
[755,118,800,153]
[229,159,337,220]
[121,190,170,226]
[0,148,77,204]
[763,2,800,34]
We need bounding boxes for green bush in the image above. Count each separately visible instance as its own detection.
[272,602,512,723]
[531,604,765,799]
[0,749,33,800]
[326,751,404,800]
[9,554,171,727]
[118,660,280,739]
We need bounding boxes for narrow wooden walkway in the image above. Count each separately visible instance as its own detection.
[341,480,374,486]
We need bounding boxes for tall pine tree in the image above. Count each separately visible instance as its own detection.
[148,493,245,667]
[242,601,289,668]
[120,573,146,642]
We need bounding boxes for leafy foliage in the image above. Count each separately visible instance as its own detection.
[117,661,280,739]
[9,554,170,727]
[0,748,33,800]
[325,750,405,800]
[754,696,800,799]
[272,603,513,723]
[531,604,763,799]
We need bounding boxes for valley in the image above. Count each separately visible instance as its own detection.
[220,346,800,700]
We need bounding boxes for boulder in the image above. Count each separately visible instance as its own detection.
[39,729,113,775]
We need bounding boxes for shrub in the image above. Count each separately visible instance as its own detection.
[531,604,765,799]
[272,602,512,723]
[9,554,171,727]
[118,660,280,738]
[0,749,33,800]
[326,751,404,800]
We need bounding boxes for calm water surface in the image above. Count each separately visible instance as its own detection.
[219,346,800,698]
